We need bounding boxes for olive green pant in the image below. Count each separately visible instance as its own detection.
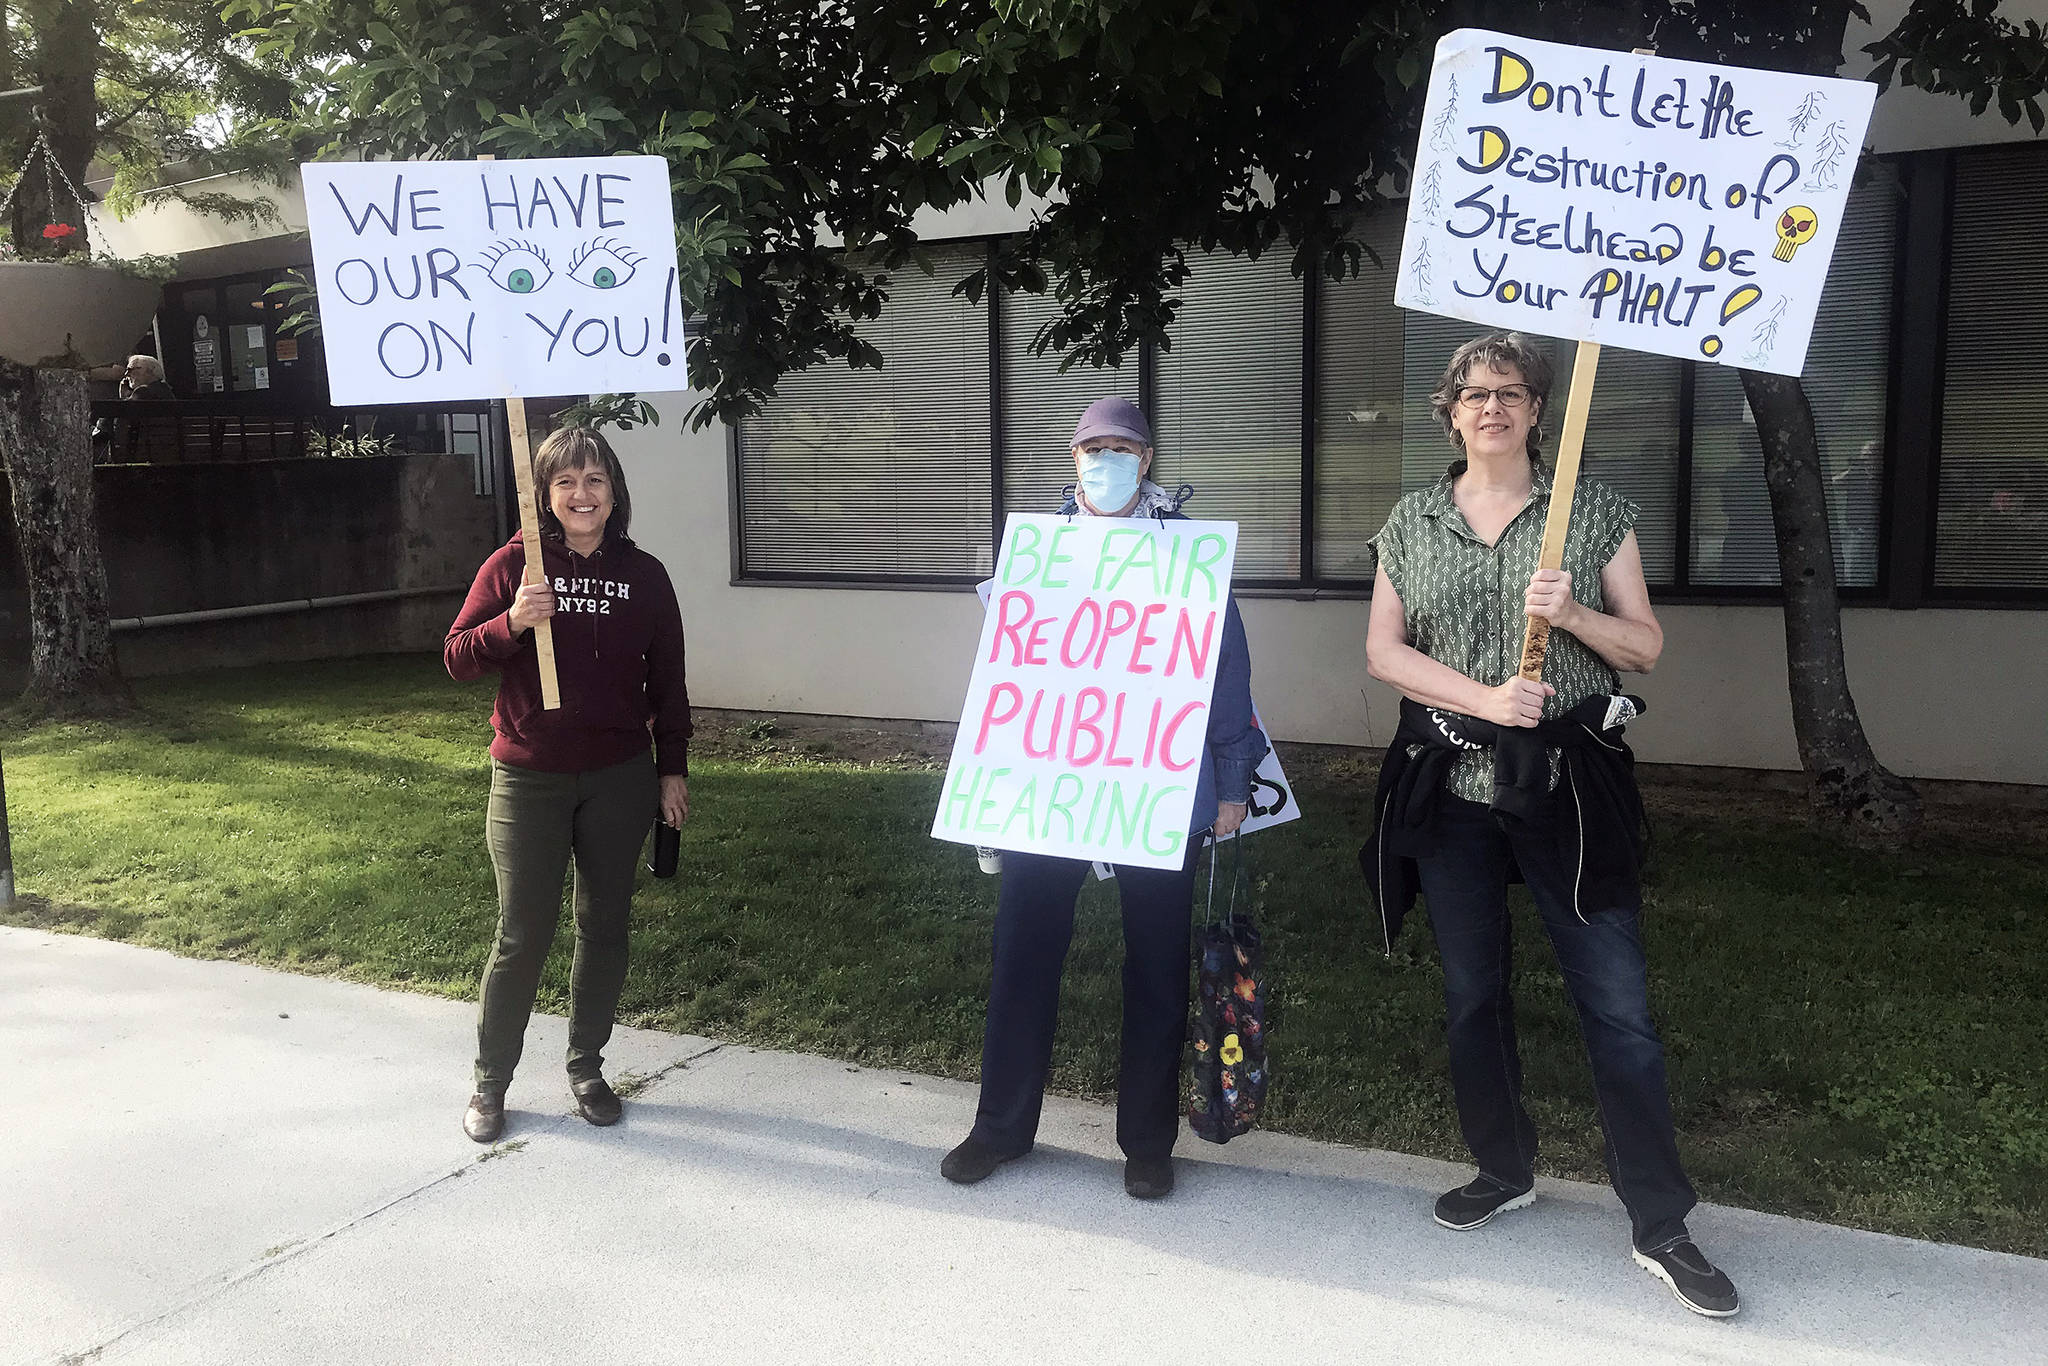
[474,752,658,1092]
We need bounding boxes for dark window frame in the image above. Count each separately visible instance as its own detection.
[1922,142,2048,607]
[730,152,2043,608]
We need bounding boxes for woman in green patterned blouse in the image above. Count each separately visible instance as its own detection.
[1363,331,1740,1319]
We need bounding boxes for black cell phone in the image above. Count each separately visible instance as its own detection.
[648,821,679,878]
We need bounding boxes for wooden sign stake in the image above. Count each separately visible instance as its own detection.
[1518,338,1601,682]
[505,394,562,710]
[1517,50,1651,685]
[480,153,561,710]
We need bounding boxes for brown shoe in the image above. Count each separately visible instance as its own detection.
[571,1075,623,1126]
[463,1091,505,1144]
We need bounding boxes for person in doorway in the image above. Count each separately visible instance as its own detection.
[444,426,691,1143]
[1361,332,1738,1318]
[941,396,1267,1201]
[119,354,176,400]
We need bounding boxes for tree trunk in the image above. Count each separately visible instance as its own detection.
[1740,369,1921,841]
[0,361,130,716]
[10,0,99,257]
[1641,4,1923,841]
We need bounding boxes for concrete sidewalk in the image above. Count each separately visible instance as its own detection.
[3,925,2043,1365]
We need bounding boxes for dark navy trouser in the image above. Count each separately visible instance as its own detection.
[969,843,1201,1162]
[1416,796,1696,1252]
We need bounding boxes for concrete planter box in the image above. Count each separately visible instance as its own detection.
[0,261,162,368]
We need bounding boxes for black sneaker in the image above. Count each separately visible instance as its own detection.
[940,1135,1023,1185]
[1123,1155,1175,1200]
[1633,1241,1741,1318]
[1432,1177,1535,1230]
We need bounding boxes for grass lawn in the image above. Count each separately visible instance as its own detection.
[5,654,2046,1256]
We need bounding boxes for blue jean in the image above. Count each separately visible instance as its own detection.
[1416,796,1695,1252]
[969,845,1201,1162]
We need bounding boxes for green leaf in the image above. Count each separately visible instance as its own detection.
[1396,51,1422,88]
[1199,71,1223,97]
[929,49,965,74]
[910,124,947,160]
[1033,143,1062,173]
[942,137,994,166]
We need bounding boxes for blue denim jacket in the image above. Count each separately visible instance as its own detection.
[1055,495,1268,833]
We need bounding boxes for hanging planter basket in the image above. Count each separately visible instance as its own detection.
[0,260,162,369]
[0,129,162,368]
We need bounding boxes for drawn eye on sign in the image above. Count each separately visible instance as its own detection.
[567,237,644,290]
[477,240,554,294]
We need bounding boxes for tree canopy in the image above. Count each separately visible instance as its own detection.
[1,0,299,255]
[235,0,2047,429]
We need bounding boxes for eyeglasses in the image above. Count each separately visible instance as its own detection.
[1456,384,1534,409]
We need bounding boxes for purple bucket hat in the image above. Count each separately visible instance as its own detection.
[1071,396,1154,449]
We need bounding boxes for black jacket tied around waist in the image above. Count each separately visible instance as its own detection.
[1359,694,1650,951]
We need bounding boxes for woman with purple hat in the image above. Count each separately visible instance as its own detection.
[940,396,1268,1201]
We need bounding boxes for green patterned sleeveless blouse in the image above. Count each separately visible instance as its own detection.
[1368,461,1641,805]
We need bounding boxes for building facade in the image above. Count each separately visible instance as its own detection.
[90,6,2048,783]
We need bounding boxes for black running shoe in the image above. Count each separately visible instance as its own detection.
[1432,1177,1535,1231]
[1634,1241,1741,1318]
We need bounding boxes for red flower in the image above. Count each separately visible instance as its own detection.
[42,223,77,240]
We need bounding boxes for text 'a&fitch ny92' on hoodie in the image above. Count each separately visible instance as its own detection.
[444,532,692,777]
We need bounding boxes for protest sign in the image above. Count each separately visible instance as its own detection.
[301,154,683,711]
[1396,30,1875,378]
[934,513,1240,872]
[1089,700,1297,880]
[1232,704,1298,838]
[301,156,683,406]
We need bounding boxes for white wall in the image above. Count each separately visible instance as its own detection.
[614,399,2048,786]
[91,169,311,276]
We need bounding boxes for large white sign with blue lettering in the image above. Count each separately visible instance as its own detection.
[1396,30,1875,377]
[301,156,683,404]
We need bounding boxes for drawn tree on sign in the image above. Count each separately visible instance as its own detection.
[1407,237,1436,307]
[1416,161,1444,223]
[1744,296,1790,364]
[1779,91,1826,148]
[1804,120,1850,189]
[1428,75,1460,152]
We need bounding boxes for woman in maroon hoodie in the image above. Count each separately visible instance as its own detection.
[445,426,691,1143]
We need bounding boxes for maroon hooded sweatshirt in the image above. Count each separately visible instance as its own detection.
[445,532,691,776]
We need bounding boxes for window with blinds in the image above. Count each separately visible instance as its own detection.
[1153,247,1305,579]
[1314,216,1408,580]
[1937,148,2048,593]
[736,246,993,578]
[999,286,1128,516]
[1317,233,1680,585]
[1690,173,1898,589]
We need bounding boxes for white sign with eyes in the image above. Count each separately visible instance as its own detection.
[301,156,684,405]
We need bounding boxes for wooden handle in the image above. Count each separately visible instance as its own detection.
[506,395,562,711]
[1518,339,1601,682]
[476,153,561,711]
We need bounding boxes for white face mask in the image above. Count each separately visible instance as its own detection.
[1077,449,1143,513]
